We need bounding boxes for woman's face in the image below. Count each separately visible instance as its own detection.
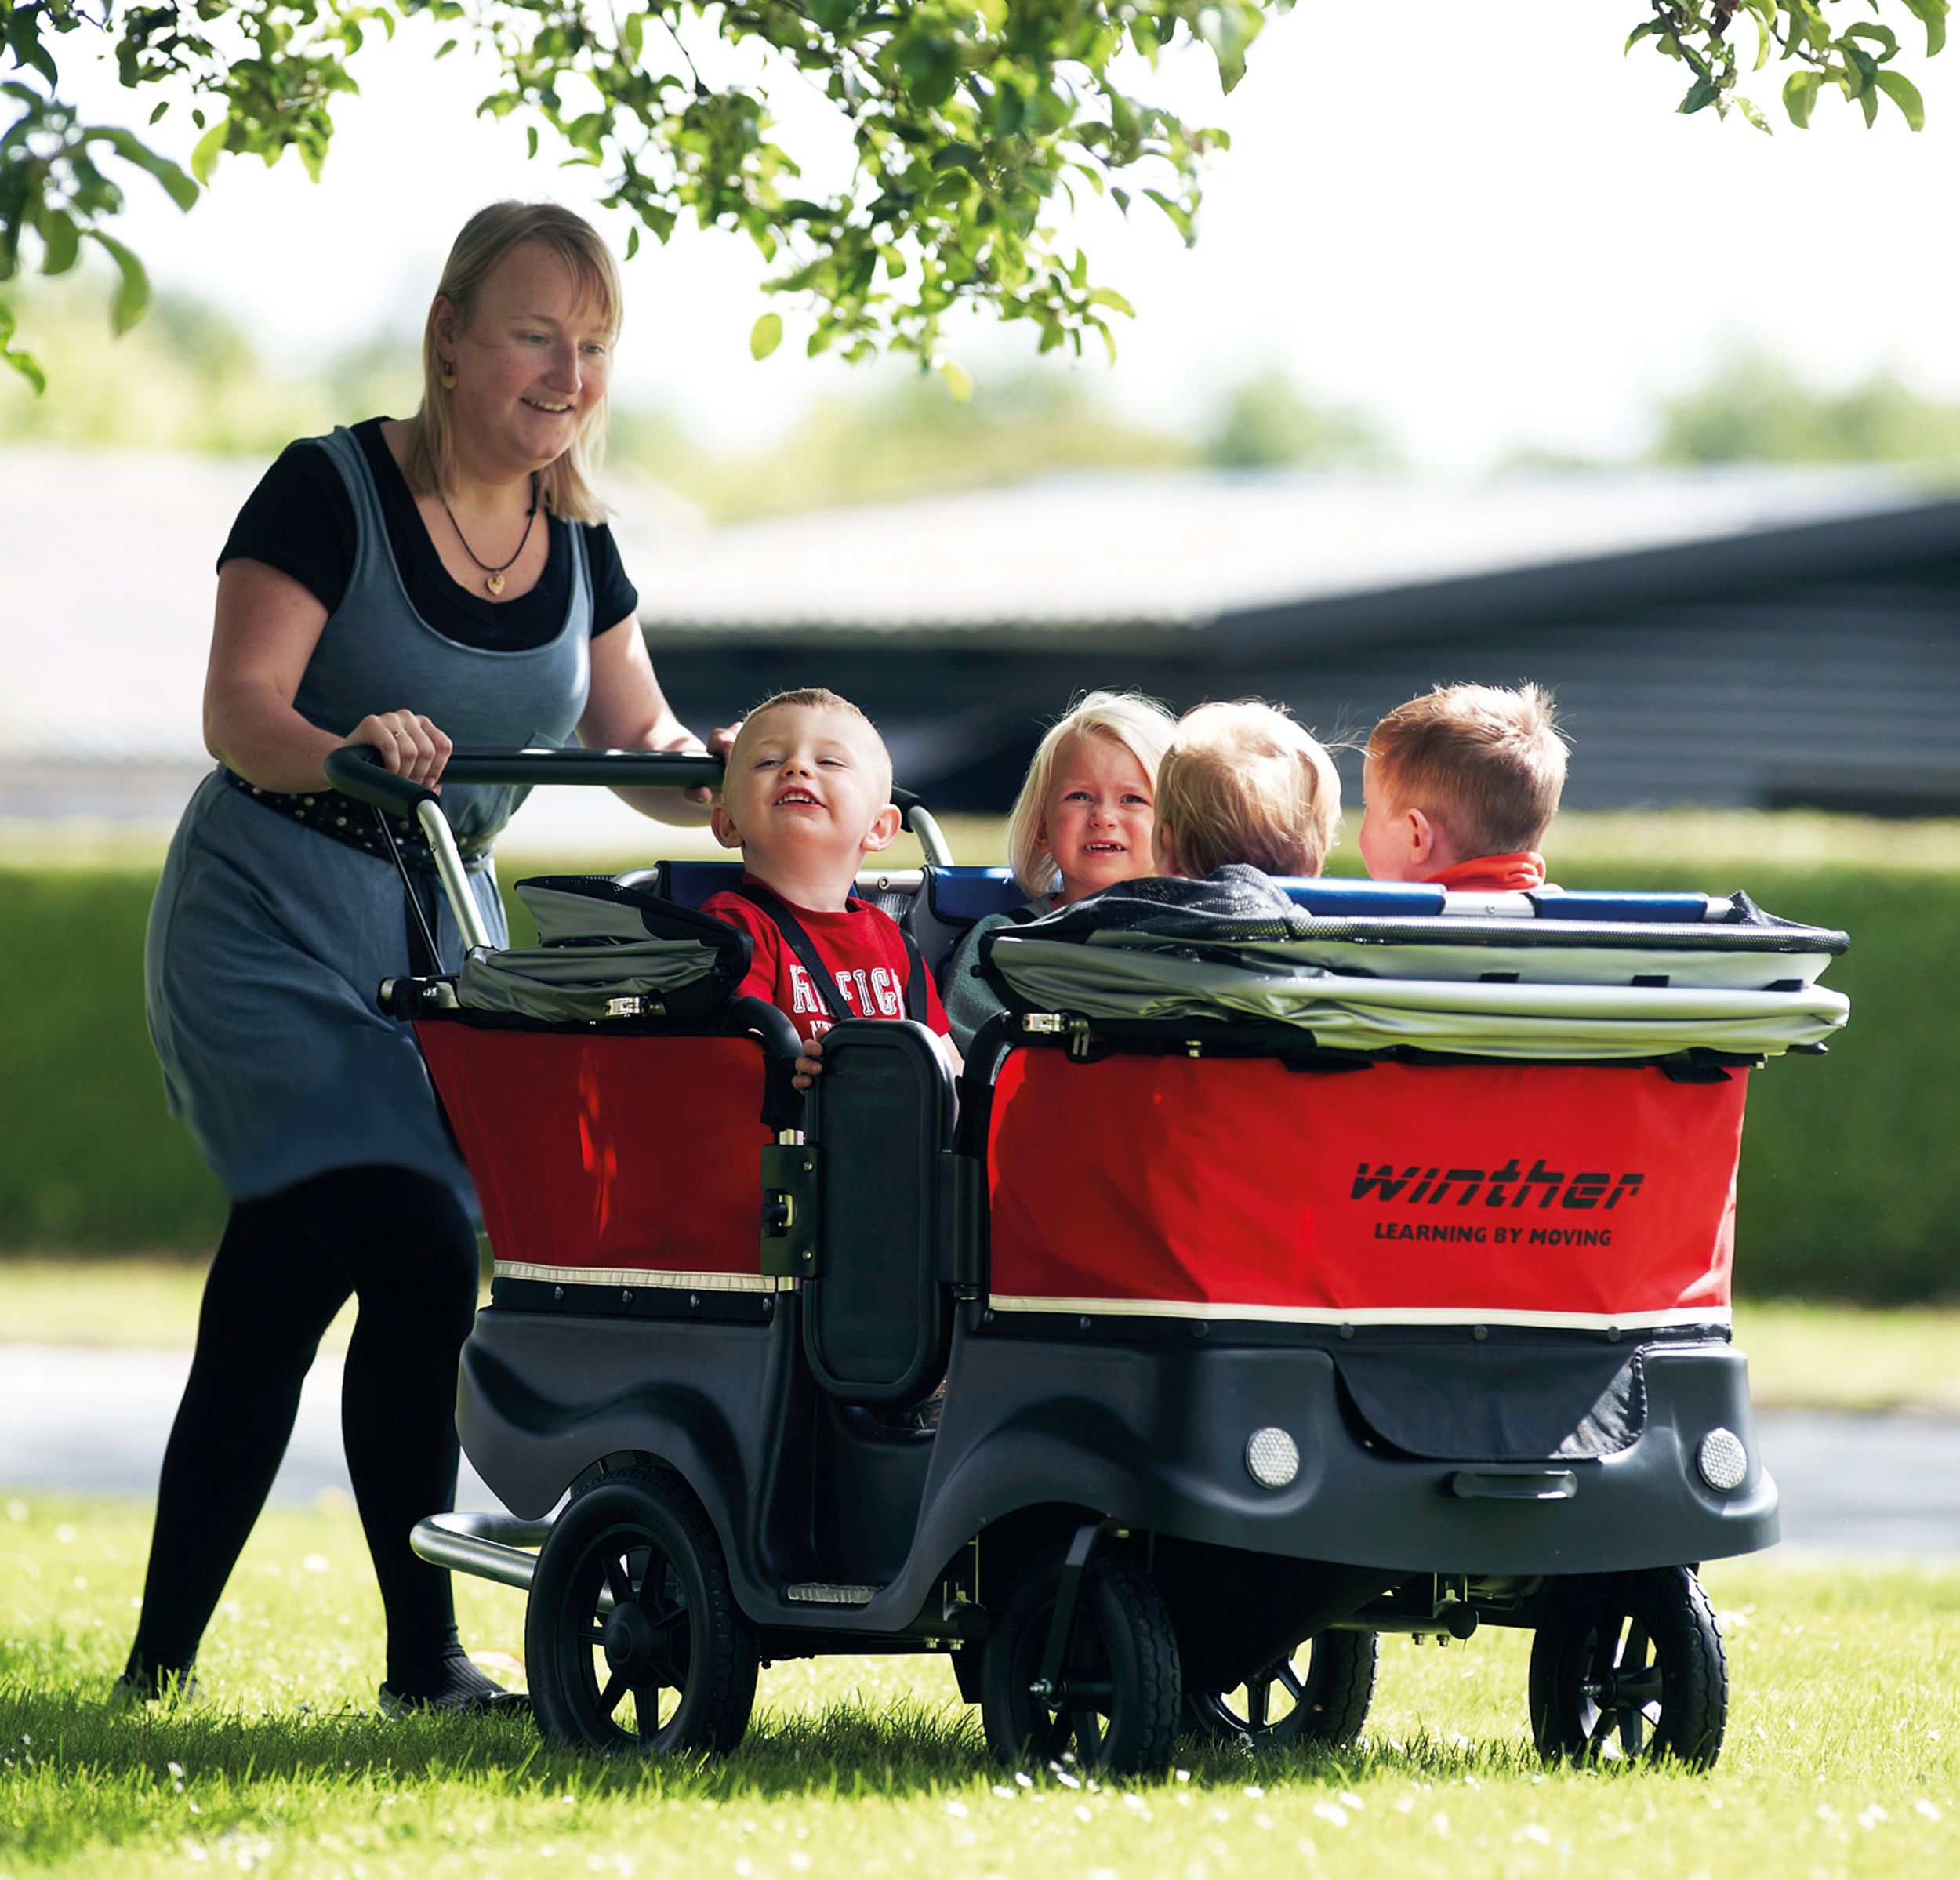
[1037,733,1156,903]
[438,241,614,476]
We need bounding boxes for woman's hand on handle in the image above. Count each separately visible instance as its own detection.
[343,710,455,791]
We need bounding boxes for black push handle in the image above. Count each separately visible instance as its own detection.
[323,743,727,816]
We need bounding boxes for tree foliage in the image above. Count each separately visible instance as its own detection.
[2,0,1951,393]
[1653,350,1960,465]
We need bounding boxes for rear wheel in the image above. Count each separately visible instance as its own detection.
[1183,1630,1378,1752]
[980,1550,1181,1776]
[1528,1566,1726,1769]
[524,1468,758,1755]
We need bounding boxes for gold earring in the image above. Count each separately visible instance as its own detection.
[440,362,458,390]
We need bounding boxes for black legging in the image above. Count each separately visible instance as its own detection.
[129,1163,479,1690]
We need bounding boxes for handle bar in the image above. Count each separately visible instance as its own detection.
[322,745,953,955]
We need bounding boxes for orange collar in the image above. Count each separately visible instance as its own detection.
[1425,852,1546,892]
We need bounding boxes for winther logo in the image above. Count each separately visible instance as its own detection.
[1352,1160,1644,1212]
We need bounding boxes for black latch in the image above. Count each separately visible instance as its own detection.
[760,1142,819,1279]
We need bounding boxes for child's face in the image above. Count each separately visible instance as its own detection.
[1038,733,1156,902]
[712,705,899,873]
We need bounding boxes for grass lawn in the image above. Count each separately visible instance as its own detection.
[5,1258,1958,1414]
[0,1491,1955,1878]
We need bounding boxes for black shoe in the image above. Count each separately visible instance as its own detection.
[113,1653,199,1705]
[379,1650,531,1718]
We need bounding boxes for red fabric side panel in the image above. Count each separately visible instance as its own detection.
[987,1054,1744,1317]
[415,1026,769,1274]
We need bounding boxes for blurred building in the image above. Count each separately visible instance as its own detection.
[637,467,1960,816]
[6,449,1956,825]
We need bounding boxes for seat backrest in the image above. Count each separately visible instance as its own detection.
[800,1019,960,1404]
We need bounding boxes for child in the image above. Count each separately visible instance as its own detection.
[1153,701,1341,885]
[1025,701,1343,931]
[942,690,1174,1052]
[1359,683,1568,892]
[701,688,957,1089]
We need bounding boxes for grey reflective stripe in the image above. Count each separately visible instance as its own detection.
[457,938,721,1021]
[514,882,662,945]
[989,935,1849,1059]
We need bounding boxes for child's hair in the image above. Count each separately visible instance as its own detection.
[1155,701,1341,879]
[734,687,893,800]
[1005,691,1177,897]
[1366,682,1568,857]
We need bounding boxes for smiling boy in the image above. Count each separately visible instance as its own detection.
[701,689,956,1087]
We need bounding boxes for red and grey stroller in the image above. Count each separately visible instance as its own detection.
[327,746,1849,1773]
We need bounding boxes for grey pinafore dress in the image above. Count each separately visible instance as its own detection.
[146,426,593,1207]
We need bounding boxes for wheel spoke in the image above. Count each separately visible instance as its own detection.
[597,1670,627,1719]
[1246,1679,1270,1730]
[1276,1660,1307,1701]
[604,1555,634,1610]
[1622,1704,1647,1757]
[1588,1702,1620,1749]
[1590,1618,1625,1685]
[1623,1622,1650,1674]
[584,1622,608,1647]
[1617,1666,1665,1707]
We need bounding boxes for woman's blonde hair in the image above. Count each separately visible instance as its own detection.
[410,201,622,526]
[1005,691,1177,898]
[1155,700,1342,880]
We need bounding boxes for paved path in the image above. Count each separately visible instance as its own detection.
[3,1345,1957,1555]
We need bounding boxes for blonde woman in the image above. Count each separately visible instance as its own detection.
[942,691,1175,1052]
[124,203,733,1715]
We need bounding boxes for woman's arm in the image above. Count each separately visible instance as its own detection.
[204,559,452,790]
[579,613,738,826]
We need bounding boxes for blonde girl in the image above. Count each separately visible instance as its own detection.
[942,691,1175,1052]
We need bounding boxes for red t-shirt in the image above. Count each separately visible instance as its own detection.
[1425,851,1548,892]
[702,883,951,1044]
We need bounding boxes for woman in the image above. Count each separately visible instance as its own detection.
[122,202,729,1712]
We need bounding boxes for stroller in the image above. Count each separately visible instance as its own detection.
[327,745,1849,1773]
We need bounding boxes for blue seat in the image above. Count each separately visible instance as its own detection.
[1530,891,1714,924]
[1276,878,1448,916]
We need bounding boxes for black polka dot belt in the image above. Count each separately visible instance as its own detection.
[221,767,495,873]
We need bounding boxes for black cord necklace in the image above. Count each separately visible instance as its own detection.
[441,474,539,596]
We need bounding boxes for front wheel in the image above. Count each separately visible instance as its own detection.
[980,1548,1181,1776]
[1183,1630,1378,1752]
[1528,1566,1726,1768]
[524,1468,759,1755]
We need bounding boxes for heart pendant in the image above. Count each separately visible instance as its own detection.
[485,572,506,596]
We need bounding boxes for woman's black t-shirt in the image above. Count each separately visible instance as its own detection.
[218,417,639,652]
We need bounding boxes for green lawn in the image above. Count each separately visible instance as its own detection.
[6,1258,1958,1414]
[1,1491,1955,1878]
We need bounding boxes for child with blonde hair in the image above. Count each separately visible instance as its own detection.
[1153,701,1342,884]
[702,688,957,1089]
[1359,682,1568,891]
[942,690,1174,1051]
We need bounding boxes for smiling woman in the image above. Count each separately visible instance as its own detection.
[120,201,740,1721]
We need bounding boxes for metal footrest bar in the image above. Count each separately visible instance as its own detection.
[410,1510,556,1591]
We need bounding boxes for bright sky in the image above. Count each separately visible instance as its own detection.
[60,0,1960,472]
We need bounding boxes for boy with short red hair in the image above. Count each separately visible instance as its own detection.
[1359,682,1568,893]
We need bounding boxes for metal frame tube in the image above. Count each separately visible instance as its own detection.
[409,1510,554,1591]
[416,799,493,953]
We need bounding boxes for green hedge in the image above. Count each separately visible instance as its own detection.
[2,820,1953,1301]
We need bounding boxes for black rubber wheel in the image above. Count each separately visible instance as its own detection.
[524,1468,759,1755]
[1183,1630,1378,1751]
[1528,1566,1727,1769]
[979,1548,1181,1776]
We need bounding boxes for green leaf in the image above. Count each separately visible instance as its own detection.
[1624,18,1668,53]
[34,206,78,275]
[1087,285,1133,316]
[624,225,641,260]
[1875,67,1926,129]
[938,357,972,403]
[93,128,200,210]
[190,117,230,187]
[749,310,782,359]
[930,142,982,172]
[85,229,151,335]
[1901,0,1947,57]
[1144,187,1193,243]
[1783,67,1820,126]
[1846,24,1899,60]
[1679,74,1721,114]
